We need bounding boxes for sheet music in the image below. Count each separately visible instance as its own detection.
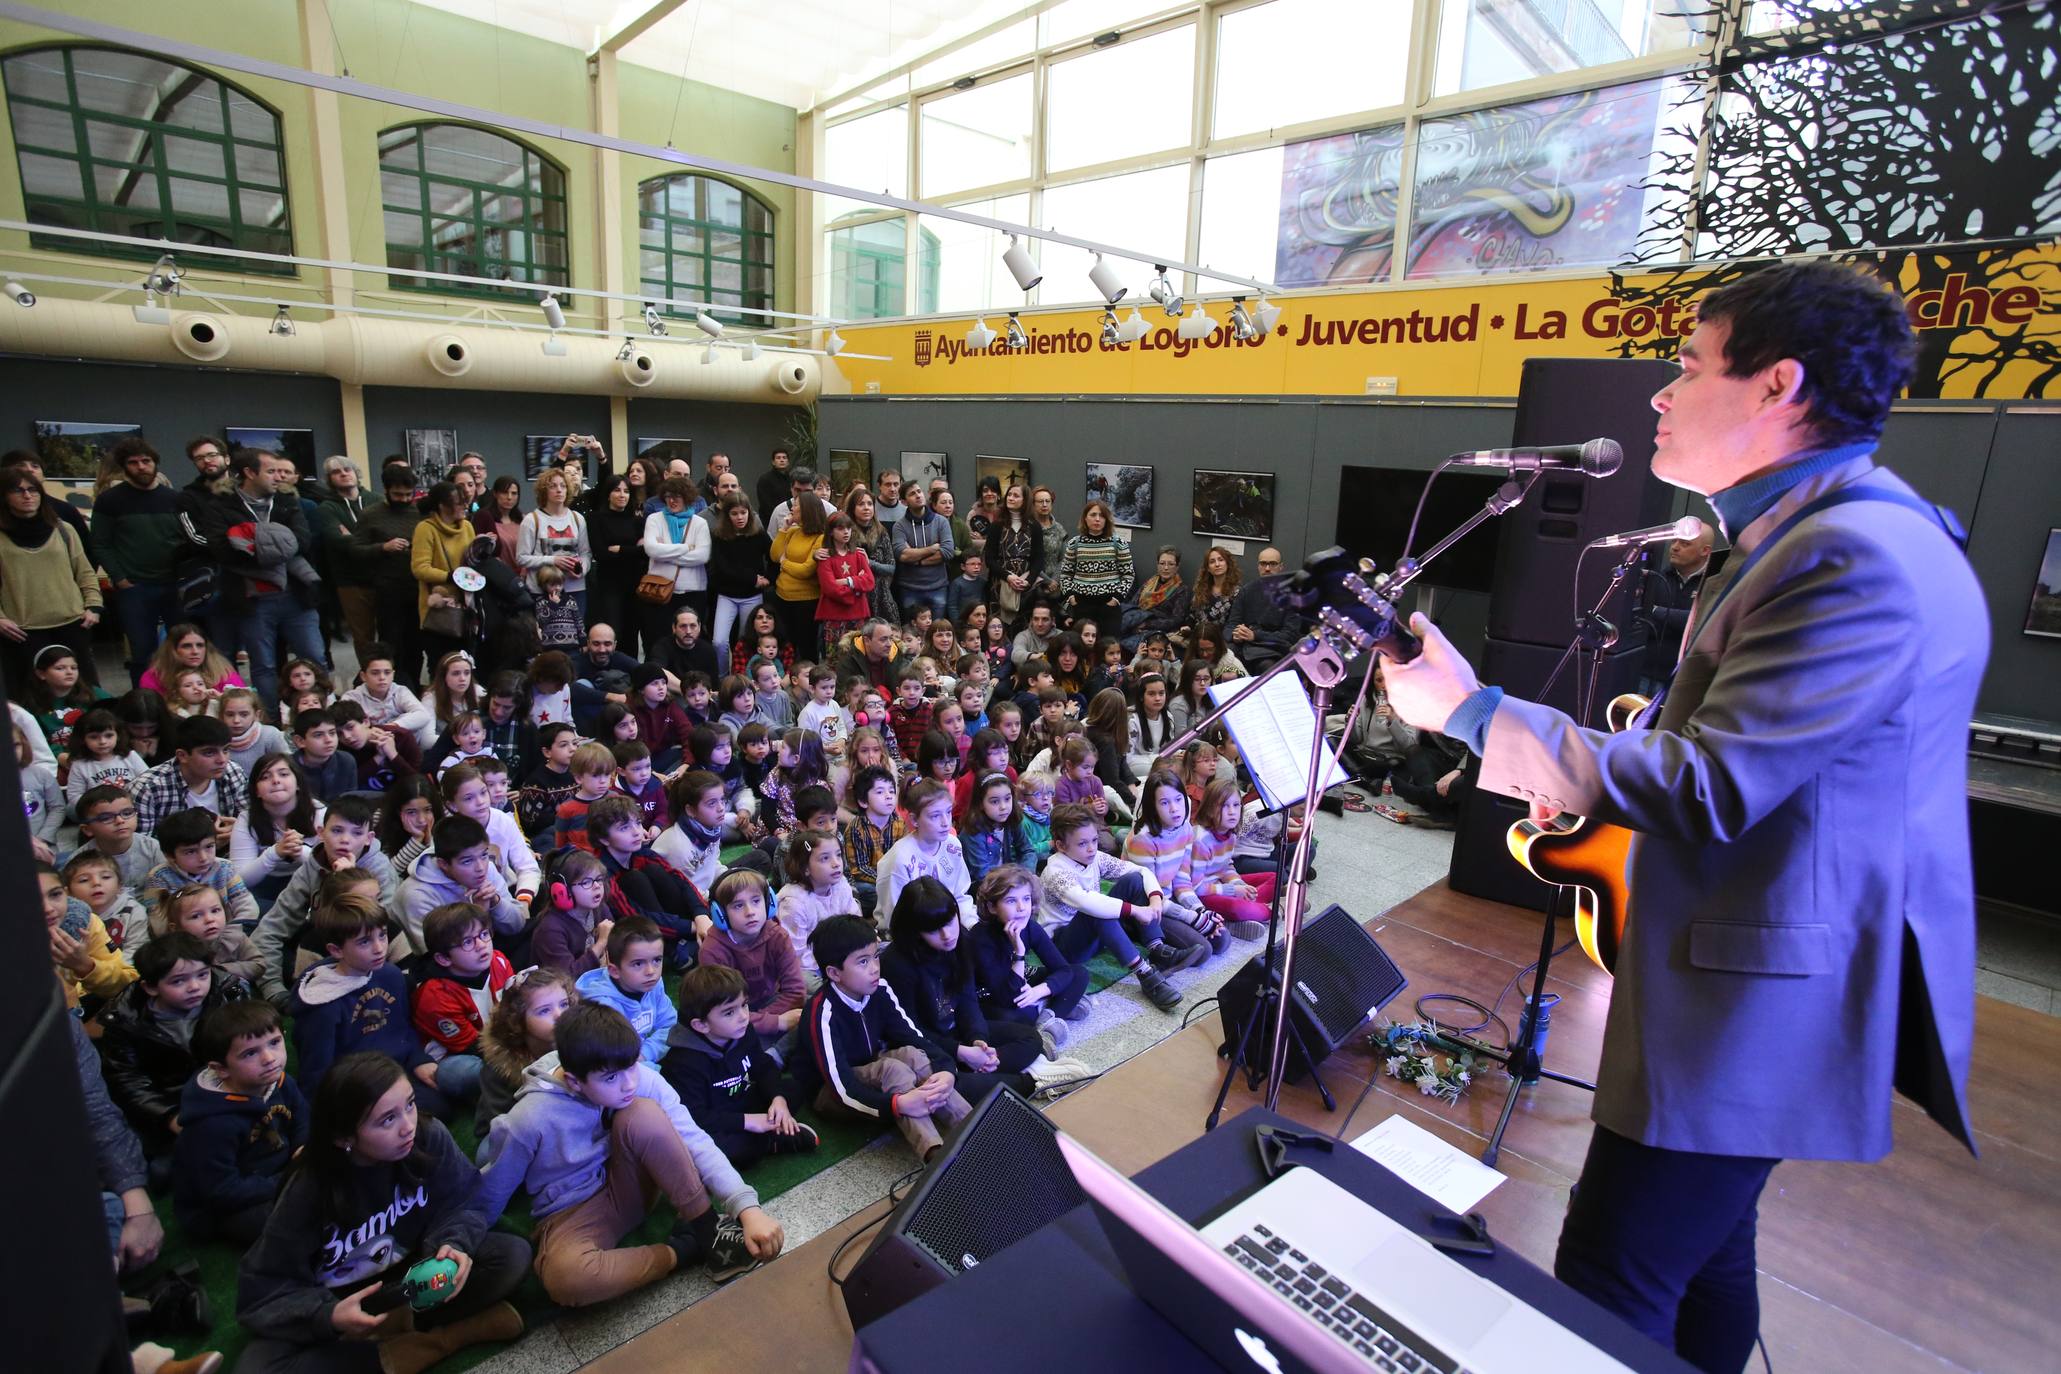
[1208,672,1348,811]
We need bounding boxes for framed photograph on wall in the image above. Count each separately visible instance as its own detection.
[635,437,693,470]
[1192,468,1276,541]
[976,454,1031,496]
[32,419,139,482]
[827,448,873,501]
[226,426,317,478]
[900,451,949,489]
[524,434,567,479]
[2026,528,2061,638]
[1085,462,1154,529]
[404,428,459,486]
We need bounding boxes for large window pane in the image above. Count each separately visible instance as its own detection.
[1045,25,1195,173]
[824,104,907,221]
[917,194,1031,313]
[1040,0,1160,50]
[381,122,568,294]
[1198,146,1286,286]
[1273,123,1406,287]
[1406,76,1691,278]
[911,20,1036,86]
[1036,165,1189,305]
[1214,0,1412,139]
[1433,0,1712,97]
[638,173,775,323]
[920,72,1033,198]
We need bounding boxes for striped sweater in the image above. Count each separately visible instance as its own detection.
[1187,825,1243,897]
[1056,534,1134,600]
[1122,823,1197,904]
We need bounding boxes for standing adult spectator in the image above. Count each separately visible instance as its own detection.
[356,463,427,686]
[891,484,954,620]
[1228,547,1297,674]
[709,491,772,663]
[642,474,711,655]
[756,445,793,521]
[769,465,836,537]
[986,482,1043,628]
[1055,500,1133,640]
[1634,525,1716,694]
[1030,486,1068,602]
[0,463,100,696]
[931,487,975,580]
[875,468,905,528]
[704,451,733,486]
[844,486,900,626]
[967,477,1002,558]
[411,479,476,670]
[455,452,489,513]
[769,482,828,654]
[1182,545,1242,651]
[518,466,593,621]
[91,436,183,683]
[625,455,662,515]
[1120,546,1191,652]
[2,451,96,566]
[202,448,323,706]
[184,434,230,495]
[472,474,524,574]
[313,455,376,667]
[587,472,649,658]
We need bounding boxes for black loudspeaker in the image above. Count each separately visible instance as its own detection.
[842,1087,1085,1330]
[1216,904,1407,1085]
[1486,357,1679,646]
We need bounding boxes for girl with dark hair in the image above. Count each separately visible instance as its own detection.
[586,471,649,659]
[768,484,827,655]
[815,512,875,651]
[112,686,174,765]
[232,752,323,906]
[471,475,524,574]
[234,1051,529,1374]
[378,773,445,872]
[1081,687,1141,807]
[709,492,772,664]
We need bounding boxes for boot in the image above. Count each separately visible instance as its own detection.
[378,1302,525,1374]
[1135,963,1181,1011]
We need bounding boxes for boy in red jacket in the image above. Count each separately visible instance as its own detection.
[411,901,515,1106]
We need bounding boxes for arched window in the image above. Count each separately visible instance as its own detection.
[638,173,773,323]
[1,44,292,267]
[380,122,567,295]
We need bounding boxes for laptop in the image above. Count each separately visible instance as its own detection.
[1056,1132,1637,1374]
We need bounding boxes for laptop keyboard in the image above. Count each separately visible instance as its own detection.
[1224,1223,1460,1374]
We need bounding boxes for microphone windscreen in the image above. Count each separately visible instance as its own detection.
[1675,516,1707,541]
[1581,438,1625,477]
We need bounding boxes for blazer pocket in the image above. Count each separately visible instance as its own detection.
[1688,920,1833,977]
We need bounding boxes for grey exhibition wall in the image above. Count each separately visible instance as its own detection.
[360,385,612,488]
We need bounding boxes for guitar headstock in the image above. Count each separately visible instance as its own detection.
[1267,546,1422,663]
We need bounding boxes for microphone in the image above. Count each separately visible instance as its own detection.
[1587,515,1706,550]
[1449,438,1623,477]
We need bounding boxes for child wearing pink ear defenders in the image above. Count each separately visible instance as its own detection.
[529,848,614,978]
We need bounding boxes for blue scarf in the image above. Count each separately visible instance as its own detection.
[664,506,694,543]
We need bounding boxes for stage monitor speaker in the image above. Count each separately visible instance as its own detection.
[1487,357,1680,646]
[1446,637,1646,907]
[1216,904,1406,1085]
[841,1087,1084,1331]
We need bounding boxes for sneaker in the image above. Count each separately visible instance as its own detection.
[1135,963,1182,1010]
[1166,938,1211,971]
[1027,1056,1093,1093]
[1144,940,1186,970]
[704,1217,760,1284]
[1226,919,1266,940]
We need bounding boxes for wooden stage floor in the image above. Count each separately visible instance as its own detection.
[584,881,2061,1374]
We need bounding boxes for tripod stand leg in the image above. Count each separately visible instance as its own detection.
[1207,984,1270,1131]
[1481,1068,1525,1170]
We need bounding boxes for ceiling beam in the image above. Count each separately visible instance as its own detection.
[592,0,692,55]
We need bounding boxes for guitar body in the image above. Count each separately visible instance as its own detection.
[1504,692,1648,976]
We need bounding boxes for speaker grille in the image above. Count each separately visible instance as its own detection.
[902,1091,1084,1275]
[1279,905,1408,1044]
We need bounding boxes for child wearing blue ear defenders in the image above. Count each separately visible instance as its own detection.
[698,868,808,1046]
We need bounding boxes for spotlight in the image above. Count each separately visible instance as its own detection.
[643,304,667,335]
[1148,266,1183,318]
[1228,297,1256,341]
[1088,254,1127,305]
[1099,310,1119,347]
[539,293,566,332]
[966,317,998,350]
[1115,308,1150,344]
[825,329,846,357]
[616,338,637,362]
[1002,234,1043,292]
[1176,304,1220,341]
[6,280,36,307]
[144,253,181,297]
[1004,312,1029,349]
[270,304,295,336]
[702,342,718,365]
[694,310,723,339]
[1254,295,1281,334]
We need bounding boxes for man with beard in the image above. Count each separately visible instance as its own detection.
[650,604,719,694]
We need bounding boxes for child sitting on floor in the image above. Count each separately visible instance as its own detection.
[968,864,1093,1043]
[574,917,675,1063]
[141,806,261,930]
[149,882,265,990]
[529,848,614,980]
[660,964,819,1171]
[97,931,249,1156]
[475,965,577,1141]
[290,893,447,1119]
[172,999,307,1245]
[777,832,861,982]
[410,901,517,1108]
[698,868,808,1043]
[653,769,727,894]
[65,848,148,961]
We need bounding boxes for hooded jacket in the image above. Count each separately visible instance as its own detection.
[250,843,400,1009]
[172,1067,309,1233]
[201,484,321,615]
[574,965,676,1064]
[410,950,517,1059]
[474,1052,757,1223]
[290,960,431,1091]
[397,849,528,957]
[96,975,251,1142]
[697,922,808,1038]
[235,1117,487,1345]
[659,1021,791,1137]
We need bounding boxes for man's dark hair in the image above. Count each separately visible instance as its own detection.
[110,435,159,466]
[810,914,878,975]
[432,813,489,861]
[196,999,282,1066]
[156,807,217,852]
[186,435,226,461]
[1695,260,1918,446]
[228,446,269,480]
[136,932,212,986]
[175,715,231,752]
[556,1002,643,1077]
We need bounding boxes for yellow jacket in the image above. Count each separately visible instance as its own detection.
[59,911,136,1014]
[410,513,475,619]
[770,526,825,603]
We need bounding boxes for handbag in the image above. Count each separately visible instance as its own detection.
[637,572,676,604]
[422,590,465,638]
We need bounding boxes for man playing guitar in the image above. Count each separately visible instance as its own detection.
[1381,261,1988,1374]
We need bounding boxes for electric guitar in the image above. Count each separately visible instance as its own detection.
[1504,692,1646,976]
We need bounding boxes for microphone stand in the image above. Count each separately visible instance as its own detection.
[1536,541,1644,729]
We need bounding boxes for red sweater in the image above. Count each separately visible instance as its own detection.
[816,548,875,622]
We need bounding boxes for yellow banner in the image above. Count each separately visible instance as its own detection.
[826,243,2059,402]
